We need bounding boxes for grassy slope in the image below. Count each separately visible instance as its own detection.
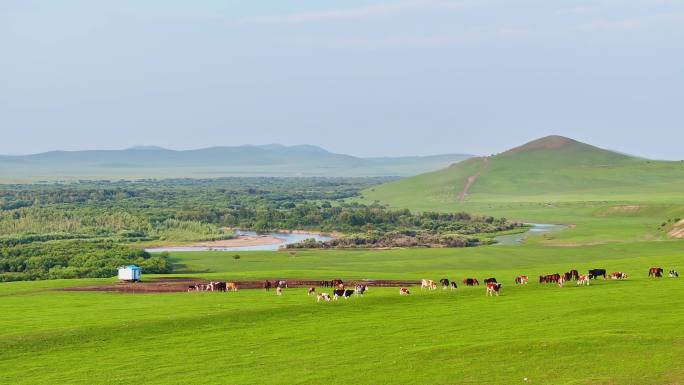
[2,244,684,384]
[362,137,684,244]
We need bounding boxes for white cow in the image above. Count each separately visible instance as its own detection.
[421,279,437,290]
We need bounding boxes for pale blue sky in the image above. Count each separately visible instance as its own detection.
[1,1,683,159]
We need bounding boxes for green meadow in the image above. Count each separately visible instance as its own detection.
[2,240,684,385]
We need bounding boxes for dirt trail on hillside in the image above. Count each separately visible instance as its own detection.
[60,277,421,294]
[457,156,490,202]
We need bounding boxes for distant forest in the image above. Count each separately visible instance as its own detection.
[0,177,519,281]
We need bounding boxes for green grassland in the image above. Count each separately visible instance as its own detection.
[2,240,684,385]
[362,136,684,244]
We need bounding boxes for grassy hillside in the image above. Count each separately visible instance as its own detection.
[363,136,684,243]
[0,145,472,181]
[2,243,684,384]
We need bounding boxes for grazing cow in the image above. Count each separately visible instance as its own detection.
[276,286,283,295]
[440,278,450,289]
[588,269,607,280]
[354,284,368,296]
[421,279,437,290]
[611,272,628,280]
[307,287,316,295]
[399,287,411,296]
[570,269,579,281]
[317,293,331,302]
[577,275,590,286]
[515,275,529,285]
[648,267,664,278]
[450,281,458,290]
[557,275,566,288]
[226,282,238,292]
[216,281,227,292]
[192,283,207,291]
[263,280,272,291]
[463,278,479,286]
[669,270,679,278]
[540,274,560,284]
[333,289,355,300]
[484,278,497,284]
[563,272,572,281]
[486,283,502,296]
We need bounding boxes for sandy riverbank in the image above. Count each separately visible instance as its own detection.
[186,234,286,248]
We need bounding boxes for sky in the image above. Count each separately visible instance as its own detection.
[1,0,683,159]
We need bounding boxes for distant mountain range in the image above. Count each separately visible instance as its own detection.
[0,144,473,181]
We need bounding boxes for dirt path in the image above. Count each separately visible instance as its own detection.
[457,156,490,202]
[668,219,684,239]
[60,278,422,294]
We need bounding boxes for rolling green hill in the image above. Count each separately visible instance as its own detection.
[363,136,684,243]
[0,145,472,181]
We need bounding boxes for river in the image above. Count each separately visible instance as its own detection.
[493,223,567,245]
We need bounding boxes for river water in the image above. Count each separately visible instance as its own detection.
[145,230,333,253]
[493,223,567,245]
[146,224,562,252]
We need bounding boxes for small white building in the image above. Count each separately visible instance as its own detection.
[118,265,142,282]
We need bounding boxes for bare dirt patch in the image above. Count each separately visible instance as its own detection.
[59,278,421,294]
[165,234,286,249]
[598,205,645,216]
[668,219,684,239]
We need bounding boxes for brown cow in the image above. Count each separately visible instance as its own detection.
[399,287,411,296]
[540,274,560,284]
[648,267,664,278]
[515,275,528,285]
[486,283,502,296]
[611,272,628,279]
[226,282,238,292]
[557,275,566,288]
[570,269,579,280]
[577,275,590,286]
[463,278,479,286]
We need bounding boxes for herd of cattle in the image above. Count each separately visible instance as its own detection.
[413,267,678,297]
[186,267,678,300]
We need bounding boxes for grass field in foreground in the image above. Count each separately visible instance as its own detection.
[2,242,684,385]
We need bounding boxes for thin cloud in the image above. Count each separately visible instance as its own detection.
[574,19,644,32]
[554,6,597,16]
[239,0,478,25]
[280,27,526,50]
